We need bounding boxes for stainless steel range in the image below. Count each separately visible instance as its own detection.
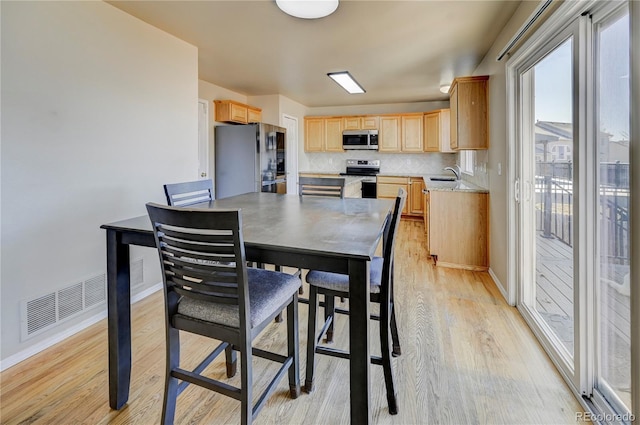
[341,159,380,176]
[340,159,380,198]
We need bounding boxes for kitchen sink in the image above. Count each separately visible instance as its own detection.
[429,176,456,182]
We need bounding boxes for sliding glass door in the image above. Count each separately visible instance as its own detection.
[594,8,631,415]
[510,1,632,420]
[515,25,578,383]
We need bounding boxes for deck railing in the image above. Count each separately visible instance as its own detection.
[535,162,630,265]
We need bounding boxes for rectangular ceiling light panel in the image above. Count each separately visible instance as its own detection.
[327,71,365,94]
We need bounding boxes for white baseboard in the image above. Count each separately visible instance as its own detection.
[0,282,163,372]
[488,268,514,306]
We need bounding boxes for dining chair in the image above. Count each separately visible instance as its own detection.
[303,188,406,415]
[146,203,301,425]
[163,179,214,207]
[297,176,346,298]
[298,176,345,198]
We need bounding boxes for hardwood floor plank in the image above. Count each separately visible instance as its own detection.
[0,220,583,424]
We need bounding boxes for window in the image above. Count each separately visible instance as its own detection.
[460,150,474,175]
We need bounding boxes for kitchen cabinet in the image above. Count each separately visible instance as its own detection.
[409,177,424,215]
[325,117,344,152]
[424,109,453,153]
[449,75,489,150]
[377,176,430,217]
[401,114,424,152]
[214,100,262,124]
[423,191,430,254]
[304,117,344,152]
[304,118,325,152]
[379,114,423,153]
[343,116,379,130]
[378,116,401,152]
[426,189,489,270]
[247,106,262,124]
[377,176,409,215]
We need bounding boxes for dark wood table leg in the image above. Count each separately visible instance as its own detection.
[106,229,132,410]
[348,258,372,425]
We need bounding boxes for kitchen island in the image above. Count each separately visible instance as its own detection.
[422,176,489,270]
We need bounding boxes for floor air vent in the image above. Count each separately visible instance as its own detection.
[21,273,107,340]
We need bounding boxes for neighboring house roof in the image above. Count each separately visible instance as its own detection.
[536,121,573,140]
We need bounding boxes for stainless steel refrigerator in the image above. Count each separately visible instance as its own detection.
[214,123,286,199]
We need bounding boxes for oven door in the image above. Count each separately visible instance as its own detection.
[361,180,377,198]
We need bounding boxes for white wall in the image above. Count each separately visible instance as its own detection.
[0,1,198,364]
[471,1,542,299]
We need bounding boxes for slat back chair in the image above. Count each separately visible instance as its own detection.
[296,176,346,297]
[146,203,301,425]
[298,177,345,198]
[303,188,406,415]
[164,179,214,207]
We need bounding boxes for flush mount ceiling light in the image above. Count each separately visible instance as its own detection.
[276,0,339,19]
[328,71,365,94]
[439,84,451,94]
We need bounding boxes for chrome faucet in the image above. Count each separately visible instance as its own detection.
[444,165,461,180]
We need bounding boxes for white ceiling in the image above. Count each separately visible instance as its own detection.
[108,0,521,107]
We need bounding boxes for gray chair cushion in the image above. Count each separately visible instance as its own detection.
[176,268,301,328]
[305,256,384,294]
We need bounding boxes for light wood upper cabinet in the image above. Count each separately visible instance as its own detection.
[401,114,424,152]
[378,115,401,152]
[448,75,489,150]
[424,109,453,153]
[343,116,379,130]
[427,189,488,270]
[361,116,379,129]
[304,117,343,152]
[449,85,459,150]
[247,107,262,123]
[304,117,325,152]
[325,117,344,152]
[379,114,422,153]
[214,100,262,124]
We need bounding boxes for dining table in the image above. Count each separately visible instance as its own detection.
[100,191,393,424]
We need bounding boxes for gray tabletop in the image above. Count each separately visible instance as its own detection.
[104,192,393,261]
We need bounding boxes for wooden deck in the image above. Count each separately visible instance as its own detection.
[535,232,631,342]
[535,232,631,405]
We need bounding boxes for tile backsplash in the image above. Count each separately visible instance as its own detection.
[299,151,457,175]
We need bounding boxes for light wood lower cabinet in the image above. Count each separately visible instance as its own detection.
[427,190,488,270]
[377,176,425,217]
[409,177,425,215]
[377,176,408,215]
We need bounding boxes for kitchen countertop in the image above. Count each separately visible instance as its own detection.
[299,171,488,193]
[422,175,488,193]
[298,172,369,187]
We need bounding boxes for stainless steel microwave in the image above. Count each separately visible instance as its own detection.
[342,130,379,150]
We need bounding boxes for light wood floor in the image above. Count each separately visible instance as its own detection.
[0,220,583,424]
